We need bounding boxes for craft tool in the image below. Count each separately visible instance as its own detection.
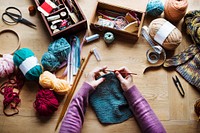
[80,30,89,52]
[2,7,36,28]
[55,50,94,131]
[105,69,137,75]
[172,75,185,97]
[93,48,101,61]
[85,34,100,43]
[63,0,79,23]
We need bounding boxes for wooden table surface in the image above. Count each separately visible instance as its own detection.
[0,0,200,133]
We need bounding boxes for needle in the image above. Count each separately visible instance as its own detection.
[105,69,137,75]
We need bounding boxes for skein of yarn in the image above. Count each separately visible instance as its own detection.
[184,10,200,45]
[41,38,71,72]
[33,87,59,116]
[146,0,164,17]
[13,48,43,80]
[0,54,15,78]
[148,18,182,50]
[164,0,188,23]
[39,71,71,95]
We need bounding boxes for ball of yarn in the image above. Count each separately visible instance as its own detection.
[194,98,200,120]
[0,54,15,78]
[184,10,200,45]
[146,0,164,17]
[39,71,71,95]
[13,48,43,80]
[33,88,59,116]
[149,18,182,50]
[41,38,71,72]
[164,0,188,23]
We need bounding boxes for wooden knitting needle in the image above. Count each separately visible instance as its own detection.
[55,50,93,131]
[105,69,137,75]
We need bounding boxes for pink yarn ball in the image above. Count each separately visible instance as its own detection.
[0,54,15,78]
[33,88,59,116]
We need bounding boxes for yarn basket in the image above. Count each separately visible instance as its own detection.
[13,48,43,80]
[148,18,182,50]
[41,38,71,72]
[146,0,164,17]
[164,0,188,23]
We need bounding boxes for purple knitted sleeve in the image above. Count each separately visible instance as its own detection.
[123,85,166,133]
[59,82,94,133]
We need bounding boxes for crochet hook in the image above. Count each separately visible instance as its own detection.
[105,69,137,75]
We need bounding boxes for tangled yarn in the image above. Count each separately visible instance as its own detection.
[39,71,71,95]
[184,10,200,45]
[146,0,164,17]
[0,54,15,78]
[164,0,188,23]
[33,87,59,116]
[149,18,182,50]
[41,38,71,72]
[13,48,43,81]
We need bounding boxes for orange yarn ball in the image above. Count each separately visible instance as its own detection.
[164,0,188,23]
[39,71,71,95]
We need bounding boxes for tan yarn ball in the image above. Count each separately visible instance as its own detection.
[149,18,182,50]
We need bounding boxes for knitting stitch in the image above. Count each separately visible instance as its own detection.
[89,73,132,124]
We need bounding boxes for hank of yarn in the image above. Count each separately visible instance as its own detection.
[194,98,200,120]
[149,18,182,50]
[164,0,188,23]
[0,54,15,78]
[41,38,71,72]
[146,0,164,17]
[184,10,200,45]
[13,48,43,81]
[33,88,59,116]
[39,71,71,95]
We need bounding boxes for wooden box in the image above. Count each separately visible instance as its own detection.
[34,0,87,39]
[90,1,145,42]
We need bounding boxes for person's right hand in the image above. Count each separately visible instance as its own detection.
[115,66,135,91]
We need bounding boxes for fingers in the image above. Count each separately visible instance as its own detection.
[94,77,105,87]
[115,71,125,83]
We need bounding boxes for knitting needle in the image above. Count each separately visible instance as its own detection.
[105,69,137,75]
[55,50,93,131]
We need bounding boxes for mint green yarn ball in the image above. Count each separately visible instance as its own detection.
[13,48,43,81]
[146,0,164,17]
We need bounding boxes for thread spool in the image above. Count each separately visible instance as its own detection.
[39,71,71,95]
[104,32,115,44]
[85,34,100,43]
[34,87,59,116]
[13,48,43,81]
[148,18,182,50]
[41,38,71,72]
[164,0,188,23]
[0,54,15,78]
[28,5,36,16]
[146,0,164,17]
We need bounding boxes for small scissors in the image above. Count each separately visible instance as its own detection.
[2,7,36,28]
[172,75,185,97]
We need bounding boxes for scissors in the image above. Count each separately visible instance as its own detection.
[172,75,185,97]
[2,7,36,28]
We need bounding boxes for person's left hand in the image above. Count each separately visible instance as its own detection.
[85,66,107,89]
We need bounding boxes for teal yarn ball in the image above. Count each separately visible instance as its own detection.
[13,48,43,81]
[146,0,164,17]
[41,38,71,72]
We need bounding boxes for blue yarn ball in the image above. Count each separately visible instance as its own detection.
[41,38,71,72]
[41,52,60,72]
[146,0,164,17]
[13,48,43,81]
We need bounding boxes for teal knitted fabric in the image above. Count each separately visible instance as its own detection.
[89,73,133,124]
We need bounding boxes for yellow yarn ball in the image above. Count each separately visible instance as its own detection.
[39,71,71,95]
[149,18,182,50]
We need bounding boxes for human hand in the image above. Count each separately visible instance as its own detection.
[85,66,107,89]
[115,66,135,91]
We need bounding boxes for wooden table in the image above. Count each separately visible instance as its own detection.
[0,0,200,132]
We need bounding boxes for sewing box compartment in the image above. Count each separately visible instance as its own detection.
[90,2,145,41]
[34,0,87,39]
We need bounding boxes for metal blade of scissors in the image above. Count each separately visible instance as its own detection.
[19,18,36,28]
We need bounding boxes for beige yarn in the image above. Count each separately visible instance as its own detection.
[149,18,182,50]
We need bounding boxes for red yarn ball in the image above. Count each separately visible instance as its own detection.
[34,88,59,116]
